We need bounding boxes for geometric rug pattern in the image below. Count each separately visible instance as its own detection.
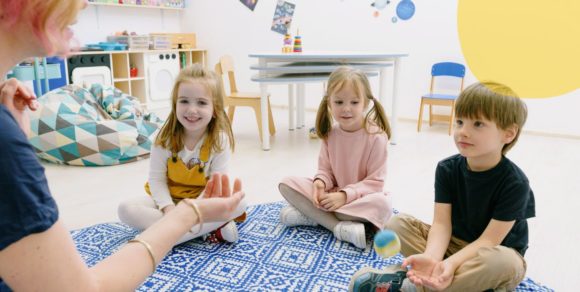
[28,84,162,166]
[71,202,553,291]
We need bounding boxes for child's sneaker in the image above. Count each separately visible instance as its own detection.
[333,221,366,249]
[280,206,318,227]
[349,267,412,292]
[206,221,238,243]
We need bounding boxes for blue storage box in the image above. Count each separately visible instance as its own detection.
[86,42,127,51]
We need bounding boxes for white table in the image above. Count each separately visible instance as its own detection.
[249,51,408,150]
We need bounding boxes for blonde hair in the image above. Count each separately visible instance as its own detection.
[155,64,235,154]
[0,0,84,55]
[455,81,527,154]
[315,66,391,139]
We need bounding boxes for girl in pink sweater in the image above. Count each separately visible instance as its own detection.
[279,66,393,249]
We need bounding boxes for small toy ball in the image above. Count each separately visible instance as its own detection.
[373,229,401,258]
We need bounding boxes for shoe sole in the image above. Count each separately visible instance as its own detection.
[355,224,366,249]
[221,221,239,242]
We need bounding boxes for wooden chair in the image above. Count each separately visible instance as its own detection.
[214,55,275,142]
[417,62,465,135]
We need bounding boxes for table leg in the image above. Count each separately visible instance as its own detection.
[390,58,401,145]
[288,84,295,130]
[297,83,305,128]
[260,83,270,150]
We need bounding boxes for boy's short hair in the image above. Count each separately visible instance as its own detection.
[455,81,527,154]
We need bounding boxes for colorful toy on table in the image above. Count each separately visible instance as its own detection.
[293,29,302,53]
[282,33,293,53]
[373,229,401,258]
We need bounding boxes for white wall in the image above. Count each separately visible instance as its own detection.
[181,0,579,137]
[72,1,579,137]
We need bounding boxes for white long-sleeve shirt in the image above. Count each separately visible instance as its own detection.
[148,134,231,210]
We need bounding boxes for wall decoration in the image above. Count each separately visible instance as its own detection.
[458,0,580,98]
[370,0,415,23]
[396,0,415,20]
[271,1,295,35]
[371,0,391,17]
[240,0,258,11]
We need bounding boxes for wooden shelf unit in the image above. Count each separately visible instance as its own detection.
[67,49,207,109]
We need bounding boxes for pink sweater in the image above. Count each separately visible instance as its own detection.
[314,124,388,204]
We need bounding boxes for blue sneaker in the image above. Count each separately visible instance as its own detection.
[349,267,408,292]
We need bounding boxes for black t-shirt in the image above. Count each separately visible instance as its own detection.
[435,154,535,255]
[0,105,59,290]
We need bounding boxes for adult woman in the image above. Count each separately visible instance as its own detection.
[0,1,245,290]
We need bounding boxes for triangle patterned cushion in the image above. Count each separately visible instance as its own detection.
[28,84,163,166]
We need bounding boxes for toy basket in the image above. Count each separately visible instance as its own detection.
[150,35,172,50]
[149,33,196,49]
[107,35,150,50]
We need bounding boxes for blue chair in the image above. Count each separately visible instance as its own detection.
[417,62,465,135]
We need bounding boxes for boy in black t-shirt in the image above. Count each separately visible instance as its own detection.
[350,81,535,292]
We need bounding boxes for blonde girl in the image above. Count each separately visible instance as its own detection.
[279,66,393,249]
[118,64,246,244]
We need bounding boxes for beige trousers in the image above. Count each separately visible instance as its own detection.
[386,214,527,292]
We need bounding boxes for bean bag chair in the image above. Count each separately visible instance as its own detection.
[27,84,163,166]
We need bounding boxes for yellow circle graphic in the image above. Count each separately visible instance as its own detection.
[458,1,580,98]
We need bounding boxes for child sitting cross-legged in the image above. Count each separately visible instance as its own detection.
[350,81,535,292]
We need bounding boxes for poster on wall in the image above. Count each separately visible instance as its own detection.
[271,0,295,35]
[240,0,258,11]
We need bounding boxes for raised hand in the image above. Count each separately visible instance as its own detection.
[318,191,346,211]
[189,173,244,222]
[204,173,242,198]
[0,78,38,135]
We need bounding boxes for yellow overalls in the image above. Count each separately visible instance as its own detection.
[144,139,247,222]
[145,138,212,201]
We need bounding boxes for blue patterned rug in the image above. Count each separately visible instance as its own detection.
[72,202,552,291]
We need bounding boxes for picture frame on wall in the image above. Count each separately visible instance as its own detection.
[271,1,295,35]
[240,0,258,11]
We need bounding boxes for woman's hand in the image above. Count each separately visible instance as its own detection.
[161,205,176,214]
[318,191,346,211]
[312,179,325,207]
[0,78,38,135]
[191,173,244,222]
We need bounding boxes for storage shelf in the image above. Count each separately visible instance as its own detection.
[88,2,184,10]
[70,49,207,109]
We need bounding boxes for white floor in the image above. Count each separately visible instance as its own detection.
[45,107,579,291]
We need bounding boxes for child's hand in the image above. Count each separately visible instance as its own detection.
[403,254,455,290]
[415,260,454,291]
[161,205,176,214]
[318,191,346,211]
[312,179,325,207]
[0,78,38,135]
